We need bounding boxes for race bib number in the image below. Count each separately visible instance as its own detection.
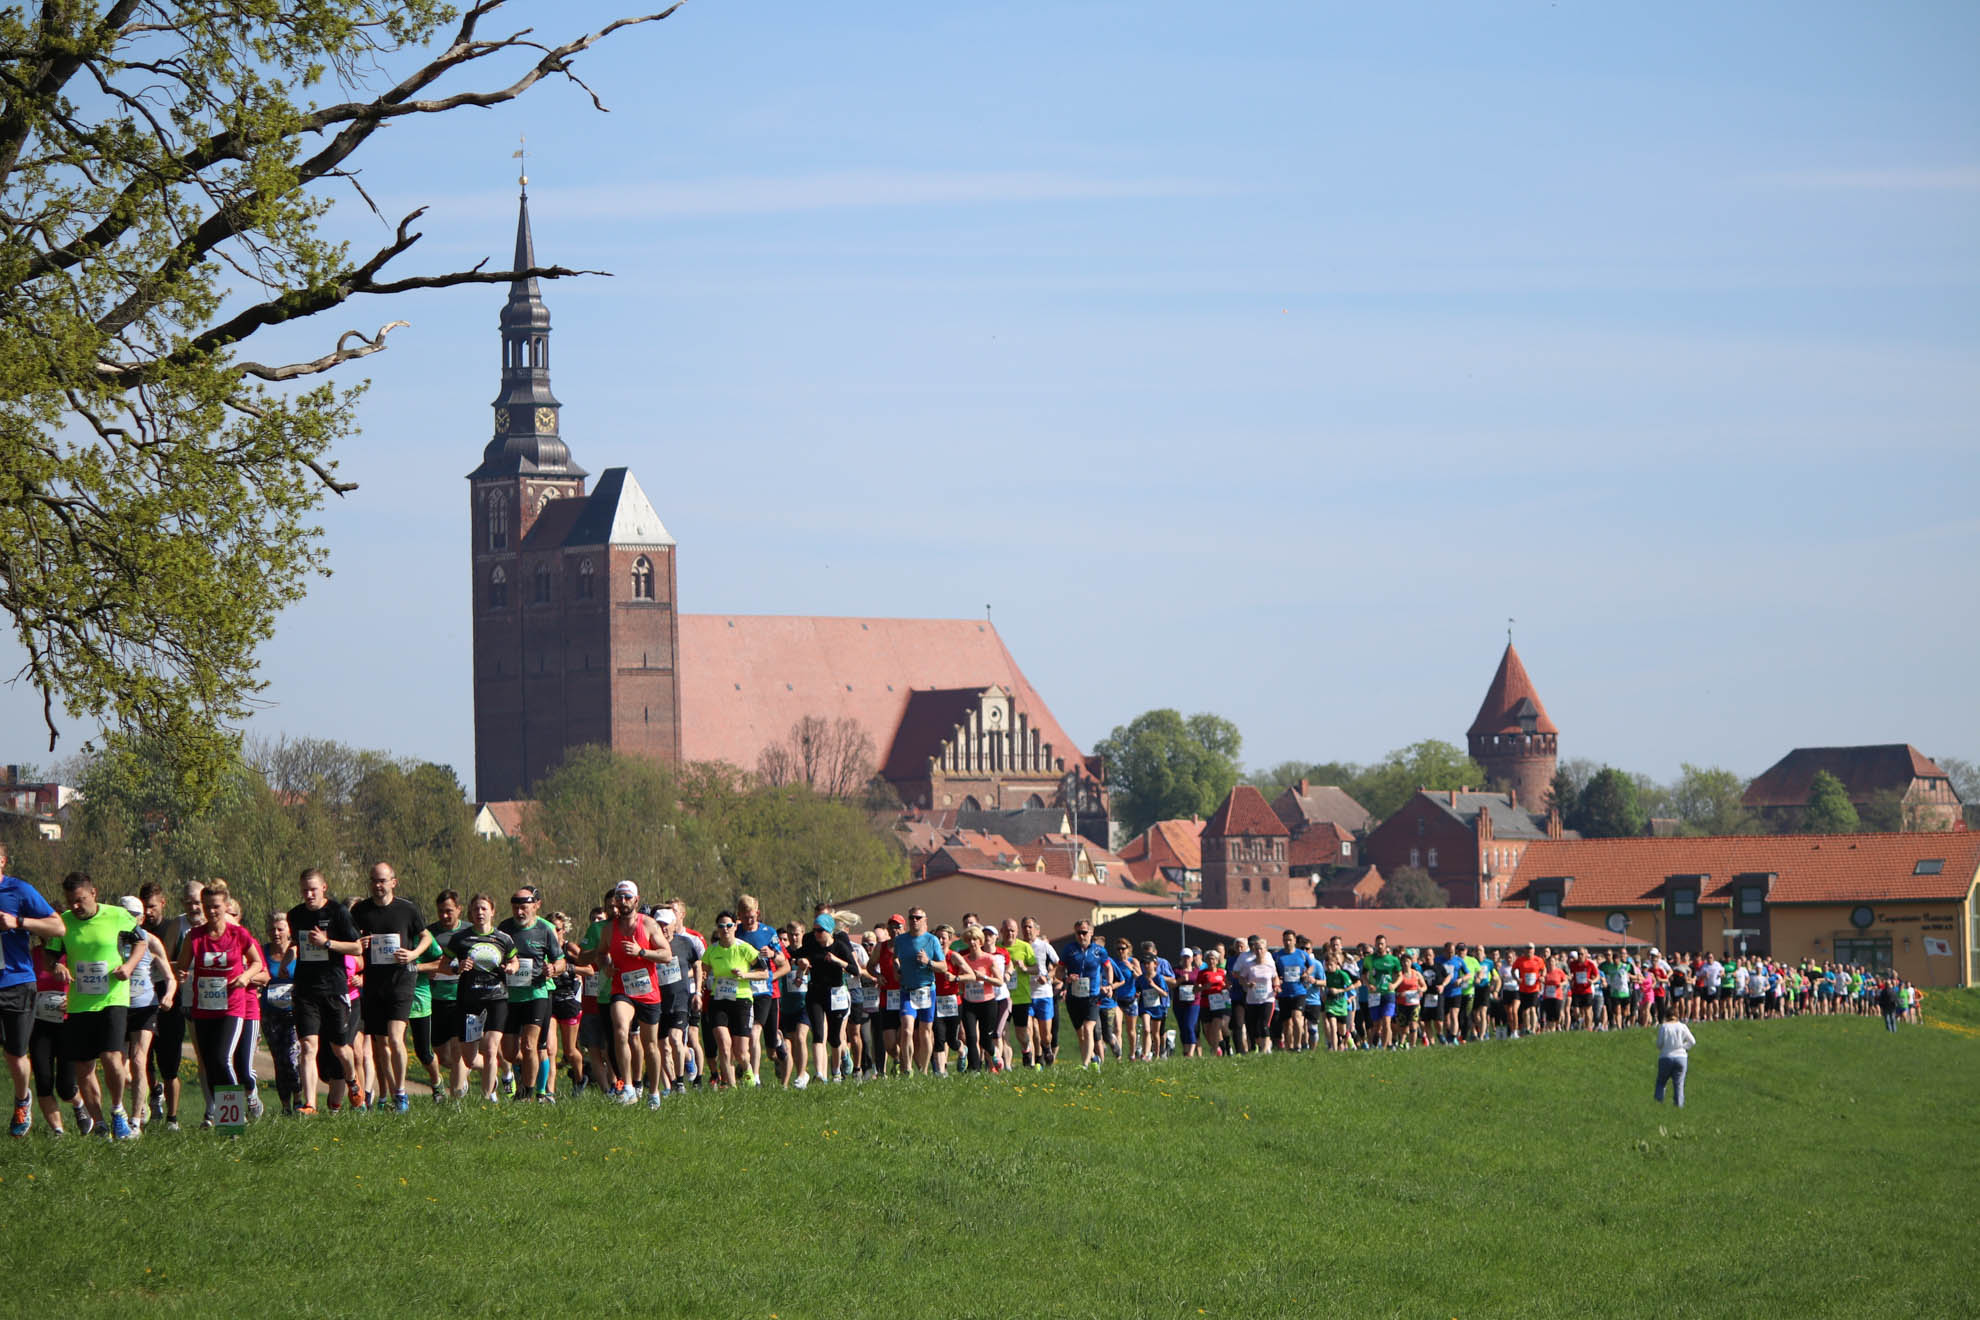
[654,962,681,987]
[964,982,992,1003]
[196,976,229,1012]
[1141,988,1165,1010]
[1207,991,1231,1011]
[1246,984,1274,1006]
[580,974,599,999]
[884,989,901,1011]
[33,990,65,1023]
[714,976,743,1001]
[829,987,850,1012]
[1544,984,1560,999]
[935,995,960,1019]
[1424,993,1441,1010]
[74,962,110,996]
[462,1011,484,1043]
[621,967,654,998]
[265,983,294,1011]
[506,957,536,988]
[298,944,329,963]
[1176,984,1196,1003]
[908,985,933,1010]
[1071,975,1092,998]
[1401,990,1422,1007]
[368,933,401,966]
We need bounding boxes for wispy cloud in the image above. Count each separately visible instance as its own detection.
[513,169,1221,219]
[1752,167,1980,192]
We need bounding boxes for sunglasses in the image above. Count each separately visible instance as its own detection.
[716,920,737,929]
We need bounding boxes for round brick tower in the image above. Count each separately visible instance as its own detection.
[1466,643,1558,810]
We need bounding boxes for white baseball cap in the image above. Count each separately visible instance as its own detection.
[612,881,639,901]
[118,896,144,918]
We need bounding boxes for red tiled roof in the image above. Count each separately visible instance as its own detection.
[1505,832,1980,910]
[1011,834,1138,887]
[1203,784,1290,838]
[1289,821,1355,868]
[677,616,1083,776]
[1114,905,1645,951]
[1742,744,1954,808]
[477,800,530,839]
[845,867,1177,911]
[1119,819,1204,882]
[1467,643,1558,737]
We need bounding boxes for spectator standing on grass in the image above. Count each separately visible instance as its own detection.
[1877,977,1901,1033]
[1653,1001,1695,1108]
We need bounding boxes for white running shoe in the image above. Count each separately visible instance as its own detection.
[792,1073,809,1090]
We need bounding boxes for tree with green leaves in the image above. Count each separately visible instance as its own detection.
[1668,763,1755,836]
[1569,767,1646,839]
[1094,710,1243,840]
[0,0,675,794]
[1351,740,1488,822]
[1376,865,1447,909]
[1802,770,1861,834]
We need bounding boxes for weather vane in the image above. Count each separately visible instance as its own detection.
[513,134,528,192]
[1507,616,1515,643]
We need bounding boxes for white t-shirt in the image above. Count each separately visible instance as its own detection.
[1656,1022,1696,1059]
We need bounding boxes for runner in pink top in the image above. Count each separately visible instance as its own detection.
[179,881,263,1128]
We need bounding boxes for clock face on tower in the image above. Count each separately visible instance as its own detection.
[493,407,510,433]
[535,407,557,434]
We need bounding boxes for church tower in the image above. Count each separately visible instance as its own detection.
[468,188,682,802]
[1466,643,1559,811]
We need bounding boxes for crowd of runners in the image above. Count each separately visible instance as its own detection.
[0,843,1927,1137]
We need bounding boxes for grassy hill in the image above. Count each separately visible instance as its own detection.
[6,994,1976,1319]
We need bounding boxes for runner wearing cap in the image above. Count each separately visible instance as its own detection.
[796,912,855,1084]
[1,844,67,1138]
[113,896,173,1134]
[703,910,767,1088]
[1173,947,1203,1057]
[598,883,670,1105]
[649,905,700,1093]
[498,884,563,1103]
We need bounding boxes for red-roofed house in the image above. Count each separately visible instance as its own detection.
[472,800,530,843]
[840,867,1174,941]
[1505,832,1980,986]
[1117,818,1203,893]
[1201,785,1297,909]
[1742,744,1963,832]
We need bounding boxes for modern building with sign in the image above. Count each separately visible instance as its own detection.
[1503,832,1979,987]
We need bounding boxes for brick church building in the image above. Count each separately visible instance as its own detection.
[468,195,1104,836]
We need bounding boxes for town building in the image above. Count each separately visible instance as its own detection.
[1503,832,1980,988]
[1117,818,1203,894]
[839,866,1172,942]
[1742,744,1964,832]
[1361,788,1564,907]
[467,194,1105,840]
[1467,642,1559,809]
[1199,785,1297,909]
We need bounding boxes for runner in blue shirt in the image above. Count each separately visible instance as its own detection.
[0,844,65,1136]
[1058,923,1116,1068]
[889,908,943,1076]
[1106,940,1137,1061]
[1133,943,1173,1060]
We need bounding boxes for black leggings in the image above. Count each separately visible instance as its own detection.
[265,1016,300,1108]
[935,1013,961,1054]
[30,1019,76,1102]
[410,1014,434,1073]
[962,999,1002,1069]
[194,1016,248,1092]
[1243,1000,1275,1050]
[805,1000,848,1047]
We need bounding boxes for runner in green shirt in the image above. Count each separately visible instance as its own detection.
[54,873,144,1138]
[414,890,465,1100]
[497,885,564,1102]
[1321,950,1356,1052]
[1362,934,1403,1050]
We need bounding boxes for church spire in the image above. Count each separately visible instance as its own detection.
[469,185,583,480]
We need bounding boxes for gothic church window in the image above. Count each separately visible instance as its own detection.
[577,558,594,600]
[533,562,551,604]
[488,565,507,608]
[487,491,509,551]
[631,556,654,600]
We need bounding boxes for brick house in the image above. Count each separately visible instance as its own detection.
[1200,785,1297,909]
[1361,788,1563,907]
[1118,818,1204,893]
[1742,744,1964,833]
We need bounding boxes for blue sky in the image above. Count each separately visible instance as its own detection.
[5,1,1977,788]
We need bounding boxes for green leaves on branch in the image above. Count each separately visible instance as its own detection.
[0,1,675,788]
[1094,709,1243,841]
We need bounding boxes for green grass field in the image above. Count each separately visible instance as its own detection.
[5,996,1977,1319]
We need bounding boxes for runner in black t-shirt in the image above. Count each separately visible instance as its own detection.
[286,868,360,1115]
[348,863,430,1113]
[446,899,516,1102]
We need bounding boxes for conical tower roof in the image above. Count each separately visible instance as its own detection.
[1467,643,1558,737]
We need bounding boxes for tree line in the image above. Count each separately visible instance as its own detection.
[1,736,905,926]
